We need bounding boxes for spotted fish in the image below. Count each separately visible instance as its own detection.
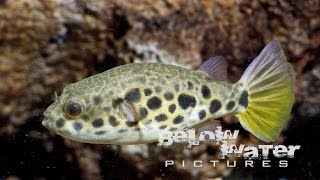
[42,41,295,144]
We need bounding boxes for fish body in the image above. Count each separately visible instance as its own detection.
[43,41,295,144]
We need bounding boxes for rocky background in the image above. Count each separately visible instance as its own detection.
[0,0,319,179]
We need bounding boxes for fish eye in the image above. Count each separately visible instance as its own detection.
[64,99,83,119]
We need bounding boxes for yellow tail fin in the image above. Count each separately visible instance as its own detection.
[236,41,295,142]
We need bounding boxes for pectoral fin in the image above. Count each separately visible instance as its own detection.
[119,101,139,122]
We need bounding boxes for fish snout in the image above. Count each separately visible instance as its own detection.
[42,117,51,129]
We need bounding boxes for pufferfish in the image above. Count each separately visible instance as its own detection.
[42,41,295,144]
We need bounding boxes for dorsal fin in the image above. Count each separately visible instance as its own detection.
[198,56,227,81]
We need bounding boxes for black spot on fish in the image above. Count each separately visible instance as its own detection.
[103,106,111,112]
[168,104,176,114]
[198,110,206,120]
[92,118,104,128]
[144,88,152,96]
[155,114,168,122]
[82,115,89,122]
[139,107,148,119]
[95,131,106,135]
[147,96,162,110]
[210,99,222,114]
[126,121,138,127]
[73,122,83,131]
[112,98,124,108]
[56,118,65,128]
[226,101,235,111]
[155,86,162,93]
[169,127,178,131]
[125,88,141,102]
[239,90,248,108]
[201,85,211,99]
[159,125,167,129]
[156,54,160,61]
[187,81,194,90]
[109,116,119,127]
[118,129,127,133]
[164,92,174,101]
[93,96,102,105]
[178,94,196,109]
[173,115,184,124]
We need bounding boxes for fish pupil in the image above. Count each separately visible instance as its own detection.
[68,104,80,115]
[65,100,83,117]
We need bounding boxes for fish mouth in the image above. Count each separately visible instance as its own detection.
[42,117,51,129]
